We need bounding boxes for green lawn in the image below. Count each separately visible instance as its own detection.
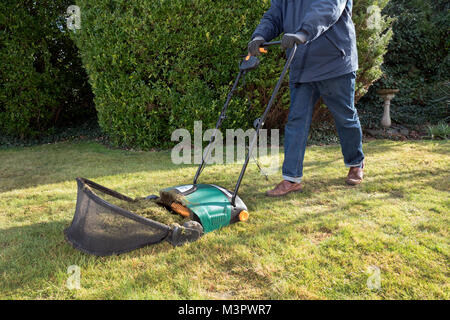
[0,140,448,299]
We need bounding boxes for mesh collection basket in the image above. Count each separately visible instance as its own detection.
[64,178,173,256]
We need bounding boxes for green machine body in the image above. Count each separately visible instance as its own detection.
[162,184,248,233]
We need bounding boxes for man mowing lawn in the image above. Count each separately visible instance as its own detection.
[248,0,365,197]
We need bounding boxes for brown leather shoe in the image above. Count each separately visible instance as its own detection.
[346,165,364,186]
[266,180,303,197]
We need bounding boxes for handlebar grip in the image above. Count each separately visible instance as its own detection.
[245,47,267,60]
[245,41,282,59]
[261,41,282,47]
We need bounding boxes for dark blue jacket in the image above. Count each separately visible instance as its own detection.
[252,0,358,83]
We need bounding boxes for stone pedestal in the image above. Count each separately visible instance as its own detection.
[377,89,399,128]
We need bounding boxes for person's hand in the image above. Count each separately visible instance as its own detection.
[281,32,307,49]
[248,36,266,56]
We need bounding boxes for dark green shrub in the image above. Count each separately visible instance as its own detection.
[0,0,94,138]
[358,0,450,128]
[353,0,393,102]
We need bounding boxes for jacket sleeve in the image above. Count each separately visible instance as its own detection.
[297,0,348,42]
[252,0,283,41]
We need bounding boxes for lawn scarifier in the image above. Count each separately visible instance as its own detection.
[64,41,296,256]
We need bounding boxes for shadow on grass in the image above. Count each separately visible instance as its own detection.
[0,219,175,297]
[0,141,199,193]
[0,220,81,296]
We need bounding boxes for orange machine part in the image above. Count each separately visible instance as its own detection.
[239,210,249,222]
[171,203,190,218]
[246,47,267,61]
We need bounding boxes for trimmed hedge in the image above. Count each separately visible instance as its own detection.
[73,0,393,149]
[71,0,272,149]
[0,0,94,138]
[358,0,450,128]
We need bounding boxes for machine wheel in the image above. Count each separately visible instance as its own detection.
[183,220,204,235]
[166,220,203,246]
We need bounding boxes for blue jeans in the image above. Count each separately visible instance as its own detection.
[282,72,364,183]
